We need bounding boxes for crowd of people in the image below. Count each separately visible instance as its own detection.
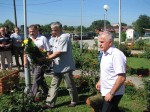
[0,22,126,112]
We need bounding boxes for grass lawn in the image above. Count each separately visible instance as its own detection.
[127,57,150,69]
[0,75,147,112]
[0,57,149,111]
[42,86,147,112]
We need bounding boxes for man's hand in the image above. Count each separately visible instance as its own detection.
[0,44,4,47]
[104,92,113,102]
[96,80,100,91]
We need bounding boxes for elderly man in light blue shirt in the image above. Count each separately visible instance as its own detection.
[11,27,24,69]
[40,22,78,109]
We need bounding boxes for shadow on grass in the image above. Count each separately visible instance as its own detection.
[57,86,91,97]
[55,94,89,108]
[119,107,132,112]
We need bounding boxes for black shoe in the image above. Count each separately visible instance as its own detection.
[68,103,77,107]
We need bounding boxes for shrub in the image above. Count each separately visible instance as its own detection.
[133,39,145,50]
[118,44,131,57]
[72,41,99,71]
[143,78,150,111]
[125,80,137,96]
[121,32,126,42]
[74,71,99,94]
[126,67,137,75]
[143,47,150,59]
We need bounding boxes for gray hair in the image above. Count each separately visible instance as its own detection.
[50,21,62,29]
[100,31,114,42]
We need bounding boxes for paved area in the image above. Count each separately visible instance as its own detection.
[126,76,144,88]
[18,68,144,88]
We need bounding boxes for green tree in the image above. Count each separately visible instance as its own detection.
[63,25,68,31]
[121,32,126,42]
[90,20,111,31]
[75,25,88,33]
[132,15,150,36]
[121,22,127,26]
[40,24,51,35]
[68,26,75,32]
[0,23,3,27]
[3,19,15,31]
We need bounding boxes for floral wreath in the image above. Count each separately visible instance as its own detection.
[22,38,51,72]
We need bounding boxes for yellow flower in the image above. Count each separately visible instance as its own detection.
[42,50,46,53]
[24,39,29,44]
[22,43,24,47]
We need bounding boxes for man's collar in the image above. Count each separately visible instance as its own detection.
[104,45,115,55]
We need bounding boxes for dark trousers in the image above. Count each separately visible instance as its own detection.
[102,95,123,112]
[31,65,48,96]
[13,46,24,67]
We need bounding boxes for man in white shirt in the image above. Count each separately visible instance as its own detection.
[24,25,50,98]
[95,31,126,112]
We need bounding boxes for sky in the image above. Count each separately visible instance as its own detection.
[0,0,150,27]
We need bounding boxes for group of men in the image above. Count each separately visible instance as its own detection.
[0,26,24,70]
[24,22,79,108]
[0,21,126,112]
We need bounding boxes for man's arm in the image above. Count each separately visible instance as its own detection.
[110,74,126,95]
[105,73,126,102]
[24,52,28,67]
[46,51,61,60]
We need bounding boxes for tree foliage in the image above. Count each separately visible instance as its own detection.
[132,15,150,36]
[89,20,111,31]
[0,19,15,32]
[76,25,88,33]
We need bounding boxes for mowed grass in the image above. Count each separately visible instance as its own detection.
[43,77,147,112]
[127,57,150,69]
[42,86,146,112]
[119,94,147,112]
[0,57,149,112]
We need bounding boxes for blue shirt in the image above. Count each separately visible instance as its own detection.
[10,33,24,47]
[52,33,75,73]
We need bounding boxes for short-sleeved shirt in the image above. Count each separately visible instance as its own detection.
[100,46,126,96]
[10,33,24,47]
[49,36,55,52]
[27,34,50,63]
[52,33,75,73]
[0,34,12,51]
[29,34,50,51]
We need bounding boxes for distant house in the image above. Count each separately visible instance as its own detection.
[126,28,134,40]
[112,23,127,34]
[144,29,150,37]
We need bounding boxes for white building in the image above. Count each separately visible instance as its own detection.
[126,29,134,39]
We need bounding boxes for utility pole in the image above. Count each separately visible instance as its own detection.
[13,0,17,27]
[119,0,121,45]
[80,0,83,53]
[23,0,31,94]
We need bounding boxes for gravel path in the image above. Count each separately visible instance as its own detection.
[72,70,144,88]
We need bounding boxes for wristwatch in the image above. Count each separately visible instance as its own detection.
[109,91,114,96]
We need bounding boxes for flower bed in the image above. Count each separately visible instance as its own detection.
[0,70,19,95]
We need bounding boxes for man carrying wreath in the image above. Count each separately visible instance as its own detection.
[24,25,50,98]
